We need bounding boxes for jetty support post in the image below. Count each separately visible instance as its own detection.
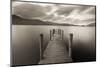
[40,34,44,60]
[50,30,52,40]
[53,29,55,34]
[62,30,64,40]
[69,33,73,58]
[58,29,61,35]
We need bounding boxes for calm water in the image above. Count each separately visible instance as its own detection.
[12,25,96,65]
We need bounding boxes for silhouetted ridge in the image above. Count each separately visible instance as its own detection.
[12,15,49,25]
[12,15,95,26]
[87,23,96,26]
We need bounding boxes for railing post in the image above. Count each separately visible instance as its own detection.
[62,30,64,40]
[40,34,43,60]
[69,33,73,58]
[53,29,55,34]
[58,29,61,35]
[50,30,52,40]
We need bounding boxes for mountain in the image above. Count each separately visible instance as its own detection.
[12,15,83,26]
[12,15,50,25]
[12,15,76,26]
[87,23,96,26]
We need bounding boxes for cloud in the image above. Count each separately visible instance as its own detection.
[56,5,79,16]
[64,6,95,25]
[13,2,47,19]
[12,1,96,25]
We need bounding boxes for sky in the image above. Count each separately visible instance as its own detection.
[12,0,96,25]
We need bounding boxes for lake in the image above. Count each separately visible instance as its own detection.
[12,25,96,65]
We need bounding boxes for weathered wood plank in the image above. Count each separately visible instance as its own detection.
[39,29,72,64]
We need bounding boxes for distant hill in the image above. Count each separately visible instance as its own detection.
[87,23,96,26]
[12,15,95,26]
[12,15,50,25]
[12,15,77,26]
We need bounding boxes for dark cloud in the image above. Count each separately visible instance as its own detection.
[56,5,94,16]
[87,7,96,14]
[12,1,96,25]
[56,7,75,16]
[45,6,54,12]
[13,3,47,19]
[12,0,20,1]
[78,6,91,12]
[82,18,95,22]
[42,14,54,20]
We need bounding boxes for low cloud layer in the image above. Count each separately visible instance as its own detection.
[12,1,95,25]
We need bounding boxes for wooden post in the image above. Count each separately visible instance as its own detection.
[69,33,73,58]
[60,29,61,35]
[40,34,43,60]
[62,30,64,40]
[59,29,61,38]
[58,29,61,35]
[50,30,52,40]
[53,29,55,34]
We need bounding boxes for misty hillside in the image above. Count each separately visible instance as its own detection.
[12,15,77,26]
[12,15,95,26]
[12,15,50,25]
[87,23,96,26]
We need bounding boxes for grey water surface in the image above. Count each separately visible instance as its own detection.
[12,25,96,65]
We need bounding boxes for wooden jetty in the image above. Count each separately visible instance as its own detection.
[39,29,73,64]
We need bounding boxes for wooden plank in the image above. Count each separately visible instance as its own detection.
[39,30,72,64]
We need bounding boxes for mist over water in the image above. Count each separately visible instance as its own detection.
[12,25,96,65]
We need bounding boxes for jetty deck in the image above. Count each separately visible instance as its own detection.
[39,29,73,64]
